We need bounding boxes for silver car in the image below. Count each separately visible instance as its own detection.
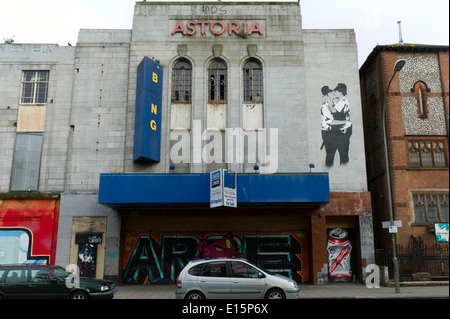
[175,258,299,299]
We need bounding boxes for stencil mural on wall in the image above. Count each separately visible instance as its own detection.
[320,83,352,167]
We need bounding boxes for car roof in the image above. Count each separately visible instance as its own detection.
[0,264,53,268]
[187,257,248,265]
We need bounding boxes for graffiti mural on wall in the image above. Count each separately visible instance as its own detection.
[122,231,309,284]
[320,83,352,167]
[0,228,49,264]
[0,198,59,264]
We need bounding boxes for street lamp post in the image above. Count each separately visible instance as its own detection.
[381,59,406,293]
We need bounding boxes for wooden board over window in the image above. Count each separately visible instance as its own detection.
[17,105,46,132]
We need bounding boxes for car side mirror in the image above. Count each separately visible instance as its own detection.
[258,272,265,278]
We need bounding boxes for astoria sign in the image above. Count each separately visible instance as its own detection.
[172,20,264,36]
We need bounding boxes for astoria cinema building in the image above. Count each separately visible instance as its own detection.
[0,1,373,285]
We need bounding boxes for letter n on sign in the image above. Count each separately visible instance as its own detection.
[134,57,163,162]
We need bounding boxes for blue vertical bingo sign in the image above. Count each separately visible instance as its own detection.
[134,57,163,162]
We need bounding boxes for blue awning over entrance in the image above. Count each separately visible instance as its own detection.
[98,172,329,208]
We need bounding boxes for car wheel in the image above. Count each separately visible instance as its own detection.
[70,291,89,299]
[185,291,205,299]
[265,288,285,299]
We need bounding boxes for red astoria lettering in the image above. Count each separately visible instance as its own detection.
[197,21,209,35]
[249,21,264,35]
[187,21,196,35]
[210,21,226,35]
[172,21,264,37]
[172,21,186,35]
[228,21,240,35]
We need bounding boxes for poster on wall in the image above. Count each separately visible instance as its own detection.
[75,233,101,278]
[327,228,353,282]
[77,243,97,278]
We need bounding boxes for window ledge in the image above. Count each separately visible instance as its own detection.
[411,222,431,227]
[407,168,449,171]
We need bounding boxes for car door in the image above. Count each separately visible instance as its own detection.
[29,268,69,299]
[197,261,231,299]
[1,268,29,298]
[230,261,266,299]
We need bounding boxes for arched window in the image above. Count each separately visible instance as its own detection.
[208,59,227,103]
[243,59,263,102]
[171,59,192,103]
[412,81,430,118]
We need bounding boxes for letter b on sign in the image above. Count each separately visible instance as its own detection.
[365,264,380,289]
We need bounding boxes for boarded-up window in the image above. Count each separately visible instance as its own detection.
[11,133,43,191]
[17,105,46,132]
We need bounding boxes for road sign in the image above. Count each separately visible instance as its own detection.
[382,220,402,229]
[388,226,398,233]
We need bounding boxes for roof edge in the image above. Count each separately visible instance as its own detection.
[360,43,449,72]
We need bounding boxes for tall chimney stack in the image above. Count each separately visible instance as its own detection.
[398,21,404,44]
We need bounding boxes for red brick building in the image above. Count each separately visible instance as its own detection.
[360,44,449,254]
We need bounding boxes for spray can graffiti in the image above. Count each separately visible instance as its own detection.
[327,228,352,282]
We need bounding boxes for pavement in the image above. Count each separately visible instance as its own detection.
[114,282,449,299]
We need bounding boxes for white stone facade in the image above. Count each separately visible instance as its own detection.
[0,1,368,193]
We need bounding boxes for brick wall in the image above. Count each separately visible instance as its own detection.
[361,47,449,248]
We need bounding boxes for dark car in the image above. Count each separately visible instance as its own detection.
[0,264,116,299]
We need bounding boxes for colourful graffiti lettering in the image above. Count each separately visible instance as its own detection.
[122,231,309,284]
[197,233,243,259]
[0,228,49,264]
[0,198,59,264]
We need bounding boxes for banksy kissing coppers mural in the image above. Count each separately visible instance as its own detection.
[320,83,352,167]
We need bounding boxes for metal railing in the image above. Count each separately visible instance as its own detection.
[376,236,449,281]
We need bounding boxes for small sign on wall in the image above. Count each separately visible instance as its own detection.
[435,223,449,242]
[210,169,237,208]
[75,233,103,244]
